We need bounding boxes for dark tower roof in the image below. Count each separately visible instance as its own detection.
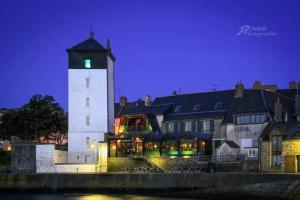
[67,37,106,51]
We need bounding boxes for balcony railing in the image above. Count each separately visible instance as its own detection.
[126,126,147,132]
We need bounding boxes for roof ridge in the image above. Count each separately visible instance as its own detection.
[155,89,235,99]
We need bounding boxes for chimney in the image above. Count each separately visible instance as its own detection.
[120,96,127,107]
[235,81,244,98]
[144,95,151,106]
[253,80,262,89]
[289,81,297,89]
[274,97,283,122]
[295,94,300,121]
[172,90,177,96]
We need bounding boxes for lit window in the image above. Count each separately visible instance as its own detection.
[203,120,211,133]
[86,78,90,88]
[174,105,182,113]
[184,121,192,132]
[235,114,265,125]
[86,116,90,125]
[193,104,201,111]
[84,59,91,68]
[86,97,90,107]
[167,123,175,133]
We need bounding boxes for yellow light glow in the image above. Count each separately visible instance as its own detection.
[117,139,121,143]
[7,146,12,151]
[112,145,116,150]
[90,144,95,149]
[202,142,205,145]
[154,144,157,148]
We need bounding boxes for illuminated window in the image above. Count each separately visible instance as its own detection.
[84,59,91,68]
[86,78,90,88]
[86,97,90,107]
[86,116,90,125]
[167,123,175,133]
[184,121,192,132]
[203,120,211,133]
[235,114,265,125]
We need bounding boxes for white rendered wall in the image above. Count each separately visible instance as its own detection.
[107,57,115,133]
[68,69,108,163]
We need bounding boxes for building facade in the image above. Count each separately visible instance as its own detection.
[67,32,115,163]
[110,81,299,161]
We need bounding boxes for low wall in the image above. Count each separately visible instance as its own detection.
[0,173,299,193]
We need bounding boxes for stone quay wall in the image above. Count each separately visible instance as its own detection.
[0,173,299,193]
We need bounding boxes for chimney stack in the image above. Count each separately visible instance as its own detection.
[274,97,283,122]
[172,90,177,96]
[235,81,244,98]
[253,80,262,89]
[144,95,151,106]
[120,96,127,107]
[289,81,297,89]
[295,91,300,121]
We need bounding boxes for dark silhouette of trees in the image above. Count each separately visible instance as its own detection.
[0,94,67,141]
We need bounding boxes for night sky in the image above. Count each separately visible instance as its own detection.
[1,0,300,110]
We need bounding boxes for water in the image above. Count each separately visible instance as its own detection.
[0,194,191,200]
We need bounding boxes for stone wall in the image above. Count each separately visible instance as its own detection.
[260,141,282,173]
[11,143,36,173]
[226,123,267,149]
[282,139,300,173]
[0,173,300,193]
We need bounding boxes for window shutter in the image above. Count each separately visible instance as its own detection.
[174,122,178,133]
[192,120,196,132]
[197,120,202,132]
[180,122,185,133]
[161,122,167,133]
[210,120,214,132]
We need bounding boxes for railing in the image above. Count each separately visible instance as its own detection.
[126,126,147,132]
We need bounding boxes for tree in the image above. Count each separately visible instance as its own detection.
[0,94,67,141]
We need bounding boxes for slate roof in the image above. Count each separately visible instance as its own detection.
[261,122,300,141]
[224,89,295,123]
[151,90,235,121]
[114,89,296,124]
[225,141,240,148]
[114,101,171,118]
[67,37,106,51]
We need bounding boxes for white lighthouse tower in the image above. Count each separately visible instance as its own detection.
[67,31,115,164]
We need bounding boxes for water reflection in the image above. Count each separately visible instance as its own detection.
[0,194,190,200]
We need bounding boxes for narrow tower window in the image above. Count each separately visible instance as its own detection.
[86,78,90,88]
[84,59,91,68]
[86,116,90,125]
[86,97,90,107]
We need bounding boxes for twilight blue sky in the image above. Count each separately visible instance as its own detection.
[0,0,299,110]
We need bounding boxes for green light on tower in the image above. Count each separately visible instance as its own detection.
[84,59,91,68]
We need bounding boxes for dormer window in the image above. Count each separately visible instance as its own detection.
[84,59,91,68]
[174,105,182,113]
[193,104,201,111]
[214,102,223,110]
